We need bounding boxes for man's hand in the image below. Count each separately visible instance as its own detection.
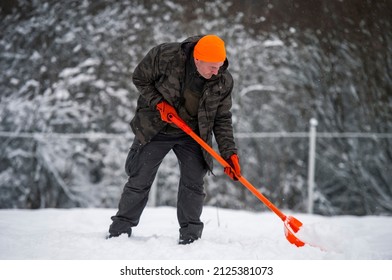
[156,101,178,123]
[224,154,241,181]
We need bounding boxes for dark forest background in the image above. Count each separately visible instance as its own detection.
[0,0,391,216]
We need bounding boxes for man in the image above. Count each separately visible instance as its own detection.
[108,34,241,244]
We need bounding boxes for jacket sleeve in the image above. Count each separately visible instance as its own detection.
[213,74,238,159]
[132,45,164,109]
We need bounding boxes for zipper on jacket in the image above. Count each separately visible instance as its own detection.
[200,89,210,122]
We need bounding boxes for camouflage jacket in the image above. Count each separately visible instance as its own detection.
[131,36,237,171]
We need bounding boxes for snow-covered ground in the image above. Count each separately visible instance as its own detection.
[0,206,391,260]
[1,206,391,279]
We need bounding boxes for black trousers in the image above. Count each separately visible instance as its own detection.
[109,132,207,239]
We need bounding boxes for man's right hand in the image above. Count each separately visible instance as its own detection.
[156,101,179,123]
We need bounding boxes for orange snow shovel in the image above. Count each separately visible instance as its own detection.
[168,113,305,247]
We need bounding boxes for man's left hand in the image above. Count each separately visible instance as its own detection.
[224,154,241,181]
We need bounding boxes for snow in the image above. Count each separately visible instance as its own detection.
[0,206,391,260]
[263,39,284,47]
[0,207,391,280]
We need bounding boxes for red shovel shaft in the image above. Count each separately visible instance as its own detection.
[168,114,287,221]
[168,113,305,247]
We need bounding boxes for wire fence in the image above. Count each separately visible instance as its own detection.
[0,131,132,140]
[2,131,391,140]
[1,120,392,212]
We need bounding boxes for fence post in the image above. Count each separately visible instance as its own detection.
[307,118,318,214]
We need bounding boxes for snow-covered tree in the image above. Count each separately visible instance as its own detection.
[1,0,391,215]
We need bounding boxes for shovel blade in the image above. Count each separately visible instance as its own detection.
[284,216,305,247]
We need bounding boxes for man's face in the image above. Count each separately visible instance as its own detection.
[194,59,224,79]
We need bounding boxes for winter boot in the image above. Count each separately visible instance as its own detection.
[107,227,132,239]
[178,235,199,245]
[178,224,203,245]
[107,221,132,239]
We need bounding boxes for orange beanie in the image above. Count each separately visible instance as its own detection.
[194,35,226,63]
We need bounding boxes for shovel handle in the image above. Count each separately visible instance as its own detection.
[168,113,287,222]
